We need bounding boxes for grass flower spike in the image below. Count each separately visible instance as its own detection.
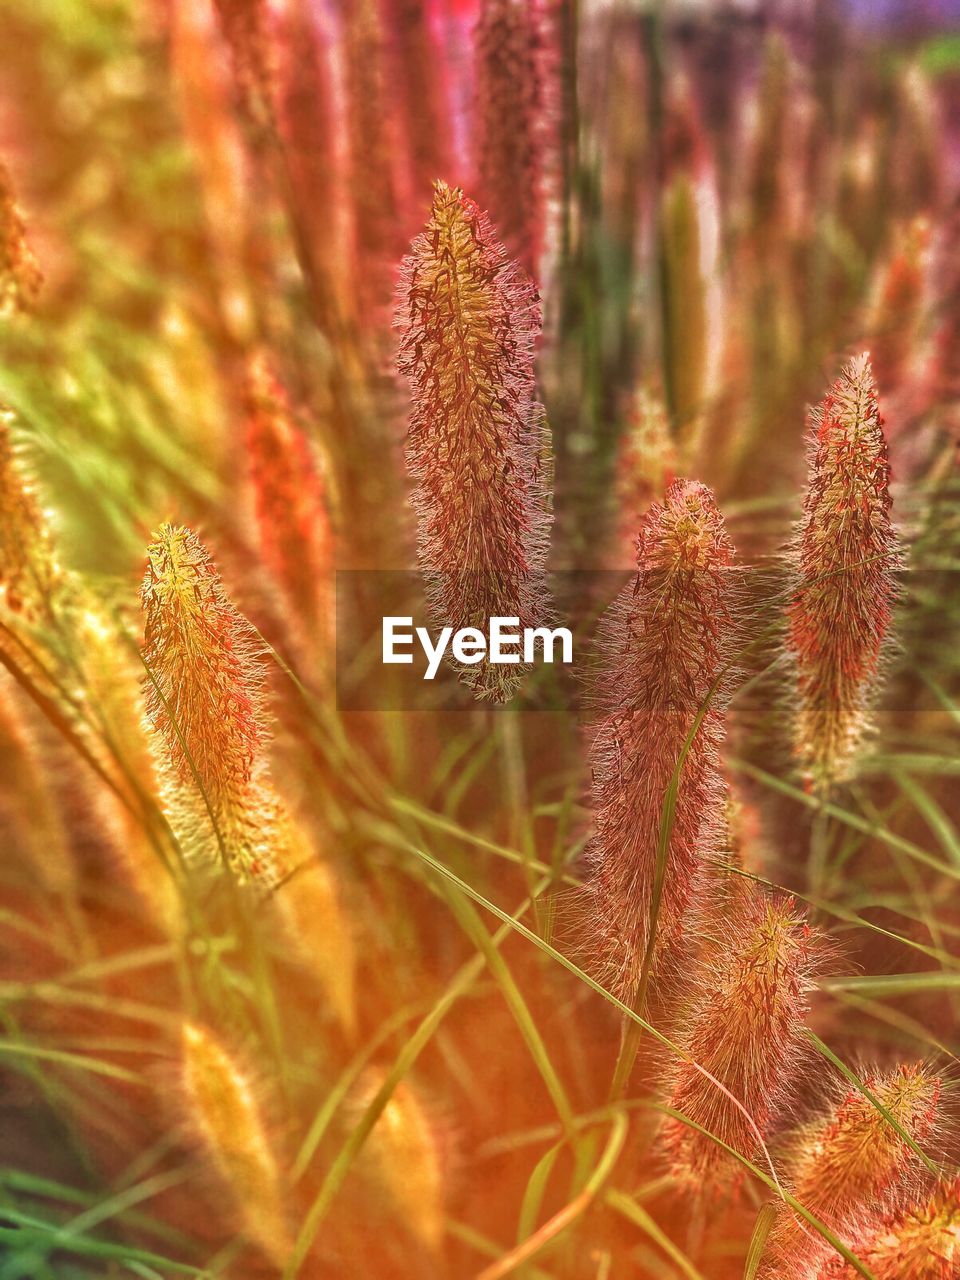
[0,413,63,632]
[0,163,41,315]
[763,1063,942,1276]
[788,353,900,787]
[141,524,264,805]
[245,352,333,647]
[821,1179,960,1279]
[472,0,550,277]
[140,523,281,881]
[395,180,551,700]
[212,0,275,133]
[586,479,737,998]
[180,1022,289,1264]
[662,889,826,1188]
[358,1073,445,1250]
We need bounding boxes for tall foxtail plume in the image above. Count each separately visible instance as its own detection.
[212,0,276,134]
[0,412,64,635]
[141,523,355,1021]
[585,479,738,998]
[788,353,900,787]
[395,180,552,700]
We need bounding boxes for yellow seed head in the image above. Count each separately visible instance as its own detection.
[181,1022,289,1264]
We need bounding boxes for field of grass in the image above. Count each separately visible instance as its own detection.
[1,1,960,1277]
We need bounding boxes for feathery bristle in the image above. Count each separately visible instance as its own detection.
[787,354,900,788]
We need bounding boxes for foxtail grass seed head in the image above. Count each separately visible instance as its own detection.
[212,0,276,133]
[0,163,41,315]
[662,889,826,1188]
[472,0,551,278]
[787,354,900,788]
[245,352,333,643]
[868,217,932,397]
[140,524,286,882]
[180,1022,289,1264]
[586,479,738,997]
[141,524,264,801]
[820,1179,960,1279]
[614,383,676,560]
[764,1063,943,1277]
[343,0,402,313]
[272,854,357,1037]
[0,413,63,628]
[395,180,552,700]
[0,678,76,898]
[380,0,452,204]
[358,1073,445,1251]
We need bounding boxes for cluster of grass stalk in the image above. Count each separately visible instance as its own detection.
[1,1,960,1277]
